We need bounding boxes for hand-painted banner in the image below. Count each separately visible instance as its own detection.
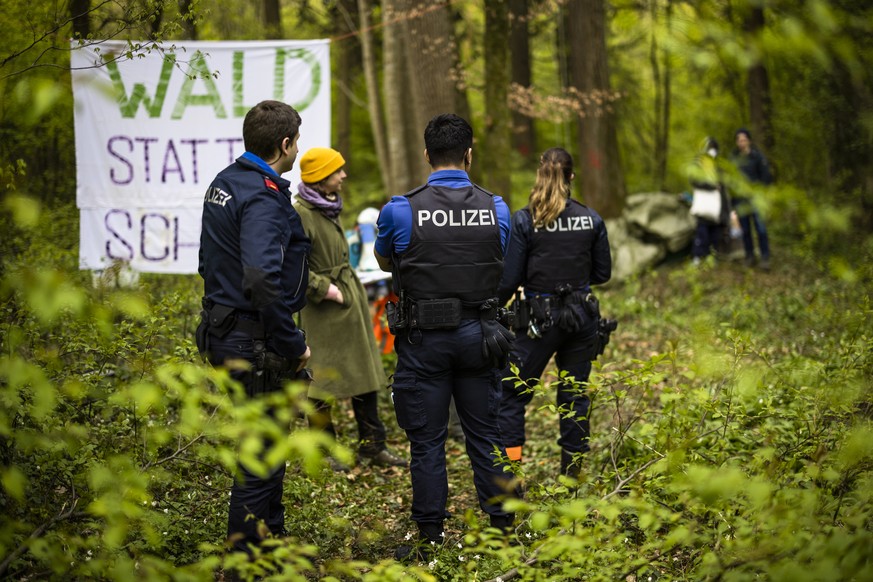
[71,39,331,273]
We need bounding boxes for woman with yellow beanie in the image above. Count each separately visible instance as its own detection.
[294,147,406,470]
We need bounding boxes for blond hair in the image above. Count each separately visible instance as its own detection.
[529,148,574,227]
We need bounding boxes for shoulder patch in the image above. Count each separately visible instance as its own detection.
[264,177,279,192]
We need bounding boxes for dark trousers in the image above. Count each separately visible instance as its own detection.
[733,197,770,260]
[207,330,286,554]
[309,391,387,455]
[500,314,594,455]
[391,320,515,527]
[692,220,724,259]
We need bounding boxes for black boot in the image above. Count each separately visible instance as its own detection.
[489,514,514,534]
[394,522,443,562]
[560,449,583,478]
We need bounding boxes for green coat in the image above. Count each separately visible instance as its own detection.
[293,199,388,400]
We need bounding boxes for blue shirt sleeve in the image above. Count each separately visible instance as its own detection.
[493,195,511,254]
[375,196,412,257]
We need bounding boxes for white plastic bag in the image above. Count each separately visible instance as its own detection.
[690,188,722,222]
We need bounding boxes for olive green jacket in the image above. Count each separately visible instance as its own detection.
[293,199,388,400]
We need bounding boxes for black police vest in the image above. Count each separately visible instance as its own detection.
[398,184,503,302]
[525,199,597,294]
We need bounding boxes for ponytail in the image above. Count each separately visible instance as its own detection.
[529,148,573,227]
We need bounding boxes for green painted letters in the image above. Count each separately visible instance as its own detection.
[108,54,176,119]
[172,51,227,119]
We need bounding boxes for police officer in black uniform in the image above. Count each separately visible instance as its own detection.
[196,100,311,555]
[374,113,517,558]
[497,147,612,478]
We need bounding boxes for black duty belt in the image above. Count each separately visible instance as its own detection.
[202,299,266,338]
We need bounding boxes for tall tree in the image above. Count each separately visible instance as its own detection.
[382,0,421,194]
[400,0,458,181]
[357,0,392,193]
[332,0,358,157]
[179,0,198,39]
[564,0,626,218]
[482,0,512,199]
[743,3,773,152]
[509,0,536,162]
[70,0,91,39]
[264,0,283,39]
[649,0,672,190]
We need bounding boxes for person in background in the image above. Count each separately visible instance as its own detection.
[196,100,311,555]
[688,137,731,265]
[375,113,518,560]
[731,128,773,270]
[497,147,612,479]
[294,147,407,471]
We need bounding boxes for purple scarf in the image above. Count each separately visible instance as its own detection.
[297,182,343,219]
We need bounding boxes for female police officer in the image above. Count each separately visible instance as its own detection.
[497,147,612,478]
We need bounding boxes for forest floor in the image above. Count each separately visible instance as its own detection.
[258,236,847,578]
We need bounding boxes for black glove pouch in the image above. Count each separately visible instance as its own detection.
[207,303,236,338]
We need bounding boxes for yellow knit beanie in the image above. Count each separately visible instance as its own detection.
[300,147,346,183]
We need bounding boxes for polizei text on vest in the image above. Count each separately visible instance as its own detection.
[417,209,496,227]
[534,215,595,232]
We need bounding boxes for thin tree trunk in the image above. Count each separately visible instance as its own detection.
[264,0,283,39]
[649,0,663,189]
[660,0,672,188]
[70,0,90,39]
[448,5,472,125]
[744,6,773,152]
[382,0,420,193]
[482,0,512,199]
[333,0,355,158]
[357,0,392,194]
[510,0,535,162]
[178,0,198,39]
[566,0,625,218]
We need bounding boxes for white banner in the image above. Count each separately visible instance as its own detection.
[71,39,331,273]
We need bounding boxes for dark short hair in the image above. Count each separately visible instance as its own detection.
[243,100,302,160]
[424,113,473,167]
[735,127,752,140]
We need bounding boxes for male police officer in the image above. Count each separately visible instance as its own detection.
[375,113,517,558]
[197,100,311,555]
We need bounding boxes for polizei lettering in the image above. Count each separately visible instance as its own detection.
[205,187,232,206]
[535,215,594,233]
[417,208,496,227]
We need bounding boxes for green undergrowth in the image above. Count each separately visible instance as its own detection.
[1,200,871,581]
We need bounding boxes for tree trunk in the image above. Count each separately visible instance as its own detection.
[650,0,672,190]
[70,0,90,39]
[178,0,198,39]
[149,3,164,39]
[357,0,392,194]
[398,0,460,183]
[333,0,356,158]
[744,5,773,152]
[565,0,626,218]
[509,0,535,163]
[382,0,421,193]
[263,0,283,39]
[448,5,472,125]
[482,0,512,199]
